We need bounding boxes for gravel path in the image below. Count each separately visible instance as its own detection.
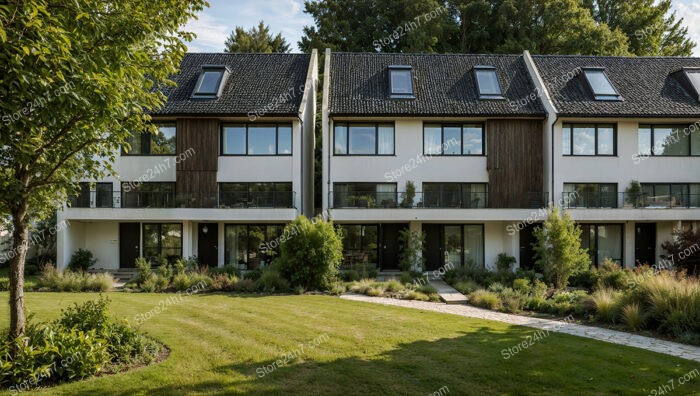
[340,293,700,363]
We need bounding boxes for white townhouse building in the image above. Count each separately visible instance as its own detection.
[322,50,700,272]
[530,53,700,268]
[56,51,318,270]
[322,50,551,272]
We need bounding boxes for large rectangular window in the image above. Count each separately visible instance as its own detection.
[123,123,177,155]
[338,225,379,269]
[563,183,617,208]
[579,224,623,266]
[219,182,293,208]
[121,182,175,208]
[334,123,394,155]
[224,224,284,270]
[424,124,484,156]
[423,183,488,208]
[221,124,292,155]
[563,124,616,156]
[638,125,700,157]
[142,223,182,262]
[641,183,700,208]
[332,183,397,208]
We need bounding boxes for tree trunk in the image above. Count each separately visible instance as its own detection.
[9,203,29,346]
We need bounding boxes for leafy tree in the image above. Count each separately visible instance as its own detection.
[533,208,591,289]
[662,228,700,275]
[0,0,206,343]
[275,216,343,290]
[300,0,455,53]
[224,21,290,53]
[582,0,695,56]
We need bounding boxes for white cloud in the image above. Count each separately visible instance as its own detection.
[675,0,700,56]
[184,0,313,53]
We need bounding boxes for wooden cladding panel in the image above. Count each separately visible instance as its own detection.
[486,119,544,209]
[176,119,219,172]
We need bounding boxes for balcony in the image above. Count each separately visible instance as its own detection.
[69,191,296,209]
[563,192,700,209]
[329,192,548,209]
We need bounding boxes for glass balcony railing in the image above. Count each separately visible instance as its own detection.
[329,192,549,209]
[563,192,700,209]
[69,191,296,209]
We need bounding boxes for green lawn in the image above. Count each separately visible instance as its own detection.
[1,292,698,395]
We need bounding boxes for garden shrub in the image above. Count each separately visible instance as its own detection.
[621,303,646,331]
[1,297,160,388]
[245,268,263,282]
[171,273,192,291]
[210,274,237,291]
[495,253,516,273]
[256,269,290,292]
[499,288,527,313]
[233,278,255,292]
[597,259,628,289]
[661,227,700,275]
[397,229,425,272]
[140,277,157,293]
[469,290,502,310]
[591,288,622,323]
[640,272,700,339]
[135,257,153,285]
[568,267,600,291]
[385,279,405,292]
[37,265,113,292]
[342,270,360,282]
[405,290,431,301]
[512,278,531,294]
[209,264,241,277]
[366,286,385,297]
[67,249,97,272]
[487,282,507,293]
[275,216,343,290]
[533,208,591,289]
[453,280,479,294]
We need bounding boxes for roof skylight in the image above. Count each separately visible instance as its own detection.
[192,65,230,99]
[474,66,504,100]
[388,65,414,98]
[582,68,621,101]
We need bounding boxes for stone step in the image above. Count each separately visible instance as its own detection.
[429,278,468,305]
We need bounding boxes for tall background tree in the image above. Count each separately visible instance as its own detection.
[224,21,291,53]
[300,0,695,56]
[0,0,207,344]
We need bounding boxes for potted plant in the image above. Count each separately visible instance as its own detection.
[625,180,643,208]
[400,181,416,208]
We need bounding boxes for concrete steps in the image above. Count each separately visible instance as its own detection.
[429,278,468,305]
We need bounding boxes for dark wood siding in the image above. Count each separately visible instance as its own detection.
[176,119,219,207]
[486,119,544,208]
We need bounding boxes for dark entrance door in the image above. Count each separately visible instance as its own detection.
[198,223,218,268]
[635,223,656,266]
[423,224,443,271]
[119,223,140,268]
[380,223,408,271]
[519,223,540,271]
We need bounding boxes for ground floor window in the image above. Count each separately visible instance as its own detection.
[224,224,284,270]
[579,224,623,266]
[423,224,484,269]
[338,225,378,268]
[142,223,182,262]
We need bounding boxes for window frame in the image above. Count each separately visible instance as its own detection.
[474,66,504,100]
[331,182,398,208]
[218,182,294,208]
[220,123,293,156]
[563,183,618,208]
[562,123,617,157]
[423,123,486,156]
[582,68,622,101]
[122,122,177,156]
[333,122,395,156]
[422,183,489,208]
[141,223,183,261]
[388,65,415,99]
[637,124,699,157]
[223,223,286,268]
[191,65,230,99]
[579,223,624,267]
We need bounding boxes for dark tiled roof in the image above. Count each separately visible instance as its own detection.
[328,53,546,117]
[152,53,311,116]
[533,55,700,117]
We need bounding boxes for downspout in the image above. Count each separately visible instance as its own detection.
[551,115,559,205]
[297,114,304,216]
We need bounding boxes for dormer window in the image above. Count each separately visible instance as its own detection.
[674,68,700,102]
[388,65,414,98]
[474,66,503,100]
[582,68,621,101]
[192,65,230,99]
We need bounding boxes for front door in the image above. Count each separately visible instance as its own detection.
[119,223,140,268]
[519,223,540,271]
[423,224,443,271]
[635,223,656,266]
[198,223,219,268]
[380,223,408,271]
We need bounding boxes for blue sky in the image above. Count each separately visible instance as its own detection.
[186,0,700,55]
